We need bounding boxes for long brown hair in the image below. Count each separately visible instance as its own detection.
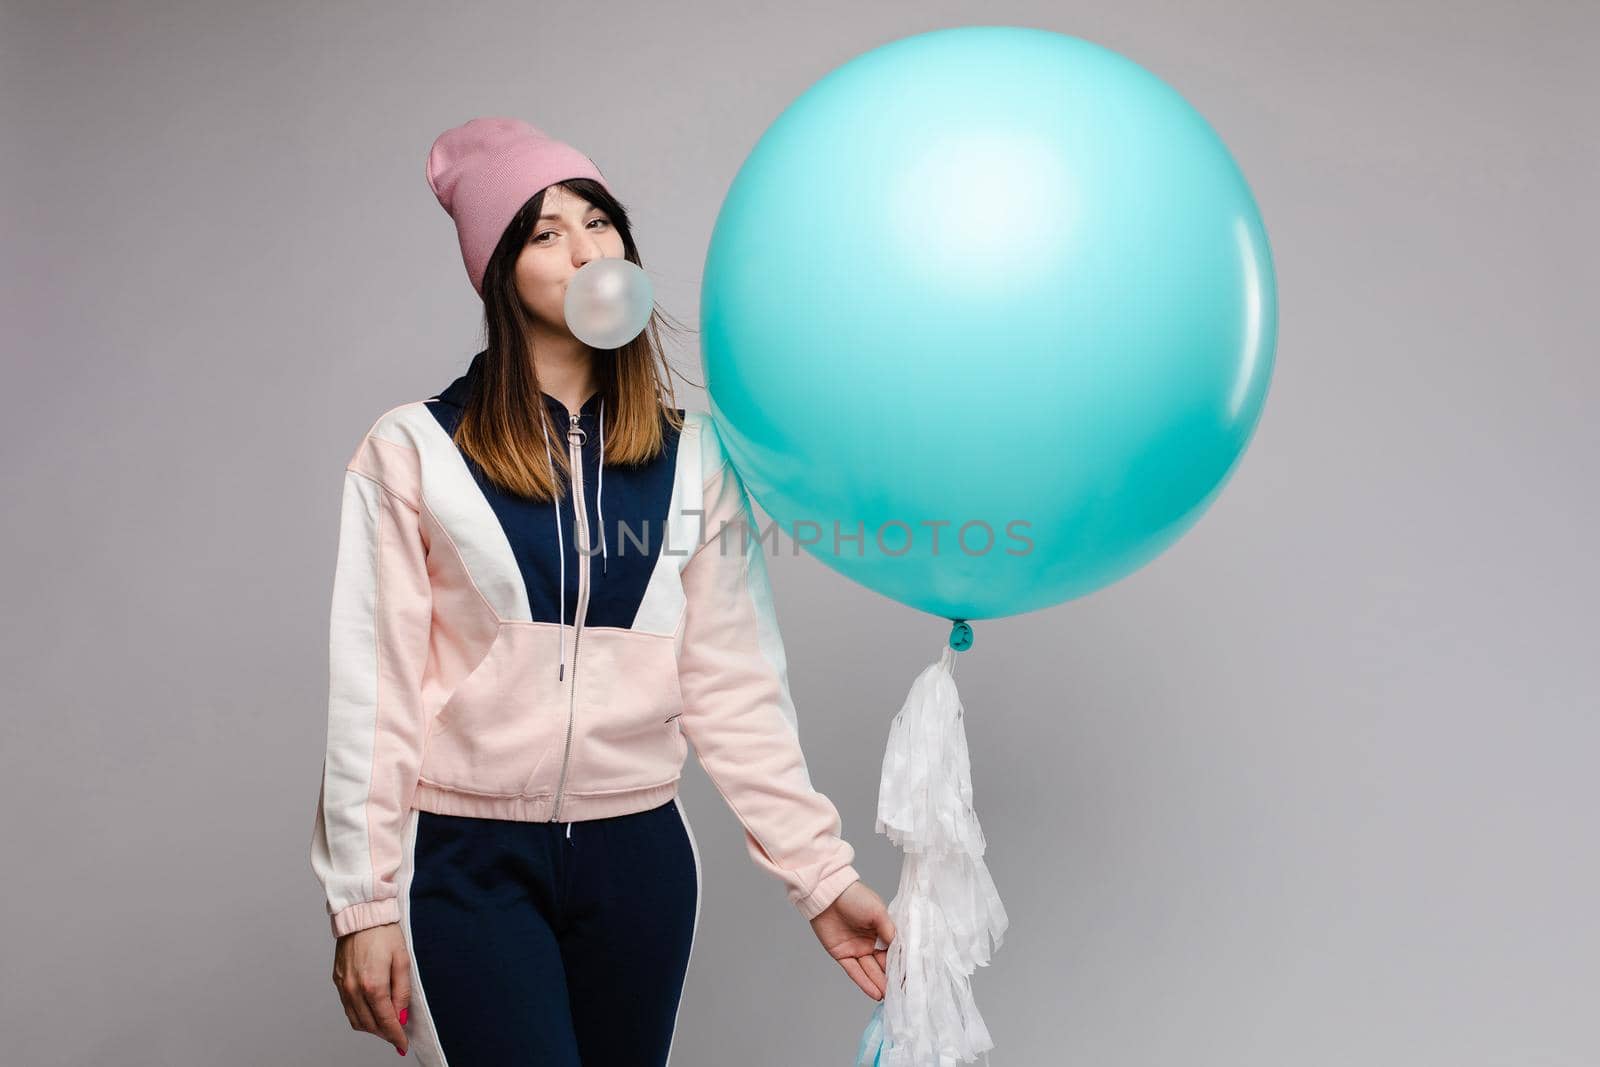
[449,178,696,501]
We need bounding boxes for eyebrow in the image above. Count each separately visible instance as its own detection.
[538,205,604,221]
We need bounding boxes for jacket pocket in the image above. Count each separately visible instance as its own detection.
[562,627,686,794]
[419,623,567,798]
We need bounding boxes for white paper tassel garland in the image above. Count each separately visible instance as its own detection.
[856,642,1009,1066]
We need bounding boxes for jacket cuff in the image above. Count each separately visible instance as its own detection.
[329,897,400,938]
[795,864,863,920]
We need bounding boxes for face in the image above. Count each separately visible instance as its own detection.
[513,184,626,338]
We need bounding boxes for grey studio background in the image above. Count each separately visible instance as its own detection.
[2,1,1596,1065]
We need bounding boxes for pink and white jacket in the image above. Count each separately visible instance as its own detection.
[310,352,860,937]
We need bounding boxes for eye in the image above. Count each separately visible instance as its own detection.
[532,218,609,244]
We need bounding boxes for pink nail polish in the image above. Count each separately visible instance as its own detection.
[399,1008,409,1025]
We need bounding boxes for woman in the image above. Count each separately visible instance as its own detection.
[309,117,895,1064]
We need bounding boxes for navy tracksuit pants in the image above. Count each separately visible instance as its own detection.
[396,797,701,1066]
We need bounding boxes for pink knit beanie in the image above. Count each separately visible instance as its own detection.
[426,117,611,296]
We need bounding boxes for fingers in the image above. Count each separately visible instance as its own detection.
[868,911,895,991]
[367,984,408,1053]
[338,993,362,1034]
[861,951,887,995]
[339,961,402,1051]
[348,984,380,1037]
[838,955,883,1001]
[390,947,413,1050]
[334,929,412,1054]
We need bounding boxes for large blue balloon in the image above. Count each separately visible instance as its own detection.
[701,27,1277,621]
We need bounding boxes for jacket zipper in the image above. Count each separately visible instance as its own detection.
[551,411,591,822]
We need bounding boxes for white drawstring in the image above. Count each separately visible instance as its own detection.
[539,413,567,682]
[597,397,607,574]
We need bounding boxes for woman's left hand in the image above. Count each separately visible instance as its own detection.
[808,879,896,1000]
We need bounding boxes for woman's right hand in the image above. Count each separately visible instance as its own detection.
[332,922,411,1056]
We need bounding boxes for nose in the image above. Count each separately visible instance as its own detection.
[574,232,608,269]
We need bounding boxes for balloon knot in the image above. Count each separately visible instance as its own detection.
[948,619,974,651]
